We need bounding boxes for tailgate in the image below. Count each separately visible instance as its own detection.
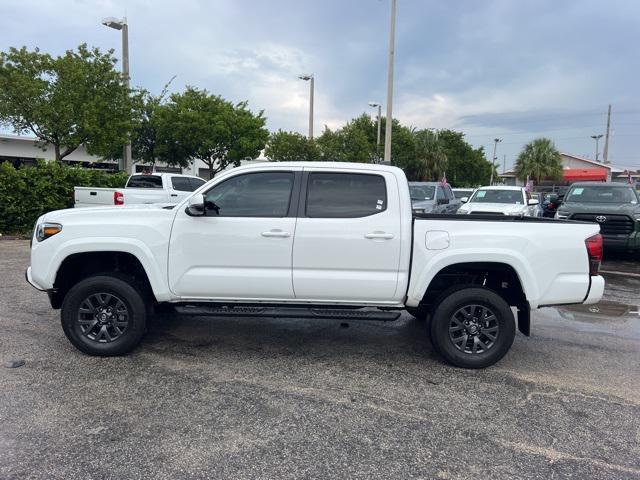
[74,187,118,207]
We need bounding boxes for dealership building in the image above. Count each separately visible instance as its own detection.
[0,133,265,179]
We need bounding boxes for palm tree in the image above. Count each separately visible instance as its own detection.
[414,129,447,180]
[515,138,563,184]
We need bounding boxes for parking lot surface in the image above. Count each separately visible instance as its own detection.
[1,240,639,479]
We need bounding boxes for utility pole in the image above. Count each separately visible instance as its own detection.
[102,17,132,173]
[490,138,502,185]
[591,134,603,161]
[369,102,382,161]
[298,74,314,139]
[383,0,397,164]
[603,104,611,164]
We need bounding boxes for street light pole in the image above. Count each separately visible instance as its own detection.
[298,74,314,139]
[102,16,132,173]
[490,138,502,185]
[368,102,382,161]
[383,0,397,164]
[591,134,603,162]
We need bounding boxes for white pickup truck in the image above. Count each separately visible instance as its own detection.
[26,162,604,368]
[74,173,206,207]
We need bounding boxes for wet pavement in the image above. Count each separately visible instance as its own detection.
[1,240,639,480]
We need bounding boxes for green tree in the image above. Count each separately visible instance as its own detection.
[437,130,492,187]
[0,44,132,161]
[265,130,320,162]
[514,137,563,184]
[156,87,268,178]
[413,129,447,181]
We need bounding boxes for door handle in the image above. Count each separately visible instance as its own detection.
[364,232,394,240]
[170,194,178,197]
[261,230,291,238]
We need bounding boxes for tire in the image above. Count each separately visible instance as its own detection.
[61,275,147,356]
[429,287,515,369]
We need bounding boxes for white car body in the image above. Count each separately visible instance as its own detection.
[29,163,603,311]
[74,173,206,208]
[457,186,539,217]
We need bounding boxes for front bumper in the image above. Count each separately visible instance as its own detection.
[25,266,45,291]
[583,275,605,305]
[601,231,640,250]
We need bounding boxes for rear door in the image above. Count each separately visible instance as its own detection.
[292,168,403,303]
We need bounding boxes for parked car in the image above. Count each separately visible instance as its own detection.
[528,192,544,217]
[452,188,475,200]
[74,173,206,208]
[26,162,604,369]
[409,182,460,214]
[555,182,640,253]
[457,186,540,217]
[542,192,564,218]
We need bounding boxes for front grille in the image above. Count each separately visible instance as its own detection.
[571,213,635,235]
[470,211,505,215]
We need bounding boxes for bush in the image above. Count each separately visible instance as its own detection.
[0,161,128,234]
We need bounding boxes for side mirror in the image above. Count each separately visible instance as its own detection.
[528,198,539,206]
[185,193,206,216]
[460,197,468,203]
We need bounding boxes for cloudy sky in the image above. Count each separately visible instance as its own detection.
[2,0,640,170]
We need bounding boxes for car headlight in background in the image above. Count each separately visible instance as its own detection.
[456,209,470,214]
[36,222,62,242]
[555,211,569,219]
[412,208,424,214]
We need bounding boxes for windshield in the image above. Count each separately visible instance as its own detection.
[565,186,638,204]
[409,185,436,201]
[453,190,473,199]
[470,189,523,204]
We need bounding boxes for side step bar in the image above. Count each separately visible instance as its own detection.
[174,304,401,321]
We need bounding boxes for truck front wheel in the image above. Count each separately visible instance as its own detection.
[61,275,147,356]
[430,287,515,369]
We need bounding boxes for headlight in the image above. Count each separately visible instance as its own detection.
[457,209,470,214]
[36,222,62,242]
[412,208,424,214]
[555,211,569,220]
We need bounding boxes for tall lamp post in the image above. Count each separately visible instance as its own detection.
[591,134,604,162]
[368,101,382,162]
[298,74,314,139]
[490,137,502,185]
[102,16,132,173]
[384,0,397,164]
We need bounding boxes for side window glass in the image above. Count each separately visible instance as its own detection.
[203,172,294,217]
[306,173,387,218]
[446,186,455,200]
[189,178,206,191]
[171,177,193,192]
[436,186,446,200]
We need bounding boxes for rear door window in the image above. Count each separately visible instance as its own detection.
[127,175,163,188]
[189,178,206,191]
[171,177,193,192]
[305,173,387,218]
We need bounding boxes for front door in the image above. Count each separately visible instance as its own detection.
[292,169,403,303]
[168,170,300,300]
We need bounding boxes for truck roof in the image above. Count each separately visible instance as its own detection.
[226,161,406,175]
[476,185,523,191]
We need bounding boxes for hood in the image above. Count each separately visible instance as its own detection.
[560,201,640,216]
[42,204,175,224]
[411,199,437,210]
[459,202,527,214]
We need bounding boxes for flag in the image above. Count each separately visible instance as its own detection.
[525,175,531,192]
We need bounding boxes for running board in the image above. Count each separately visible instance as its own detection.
[174,304,401,321]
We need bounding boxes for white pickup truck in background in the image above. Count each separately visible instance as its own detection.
[28,162,604,368]
[74,173,206,208]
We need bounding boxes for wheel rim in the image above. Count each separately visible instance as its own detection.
[77,293,129,343]
[448,304,499,354]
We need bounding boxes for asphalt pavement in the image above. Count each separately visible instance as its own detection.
[1,240,639,480]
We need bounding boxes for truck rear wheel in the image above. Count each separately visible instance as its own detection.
[61,275,147,356]
[429,287,515,369]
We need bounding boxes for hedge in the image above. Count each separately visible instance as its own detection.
[0,161,129,234]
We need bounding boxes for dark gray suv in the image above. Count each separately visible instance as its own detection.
[409,182,461,215]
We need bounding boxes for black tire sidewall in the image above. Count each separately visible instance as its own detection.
[430,287,515,369]
[61,275,147,356]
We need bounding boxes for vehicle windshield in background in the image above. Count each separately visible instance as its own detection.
[565,186,638,204]
[470,189,523,204]
[410,185,435,200]
[453,190,473,199]
[127,175,163,188]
